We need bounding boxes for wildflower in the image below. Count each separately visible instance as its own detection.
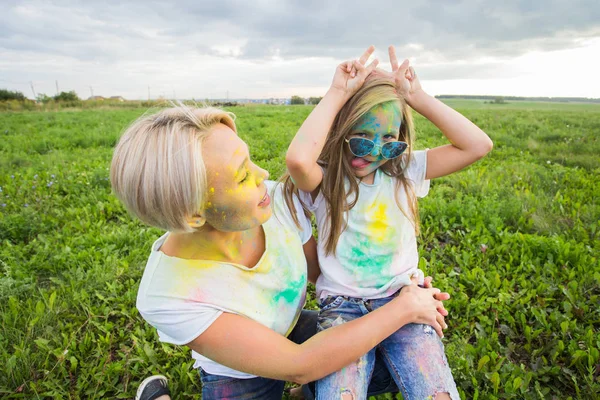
[47,181,54,187]
[32,185,36,189]
[24,203,28,207]
[1,204,6,207]
[11,175,14,179]
[51,174,55,179]
[480,244,488,253]
[34,174,38,179]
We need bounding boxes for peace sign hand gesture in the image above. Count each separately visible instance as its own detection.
[388,45,423,105]
[330,45,379,101]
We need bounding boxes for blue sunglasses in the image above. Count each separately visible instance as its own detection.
[345,137,409,159]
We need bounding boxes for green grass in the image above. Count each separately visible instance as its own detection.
[0,103,598,399]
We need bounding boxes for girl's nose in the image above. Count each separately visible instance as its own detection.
[370,145,381,157]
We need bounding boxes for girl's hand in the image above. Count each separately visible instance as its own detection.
[330,45,379,101]
[388,45,423,105]
[395,281,449,338]
[423,275,450,317]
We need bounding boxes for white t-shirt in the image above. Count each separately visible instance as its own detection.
[299,150,430,300]
[136,181,312,379]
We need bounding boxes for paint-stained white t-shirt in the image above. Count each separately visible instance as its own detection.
[136,181,312,379]
[299,150,430,300]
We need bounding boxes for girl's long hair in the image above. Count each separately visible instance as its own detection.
[281,72,419,255]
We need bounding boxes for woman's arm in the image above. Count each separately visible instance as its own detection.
[186,283,448,384]
[286,46,379,197]
[388,46,493,180]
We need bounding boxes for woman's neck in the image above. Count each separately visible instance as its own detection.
[161,225,264,265]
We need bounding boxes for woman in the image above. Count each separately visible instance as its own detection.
[111,102,449,400]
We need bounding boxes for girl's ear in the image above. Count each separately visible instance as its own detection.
[187,214,206,229]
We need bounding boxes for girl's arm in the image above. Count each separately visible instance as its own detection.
[286,46,379,197]
[303,236,321,284]
[388,46,493,180]
[186,283,449,385]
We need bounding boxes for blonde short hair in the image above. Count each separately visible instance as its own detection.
[110,106,236,232]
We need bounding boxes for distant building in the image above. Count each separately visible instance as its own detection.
[88,96,105,101]
[109,96,125,102]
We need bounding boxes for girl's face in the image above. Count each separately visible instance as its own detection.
[201,123,271,232]
[346,101,402,181]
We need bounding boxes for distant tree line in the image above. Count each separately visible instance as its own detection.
[291,96,323,105]
[0,89,27,101]
[1,88,81,103]
[435,94,600,104]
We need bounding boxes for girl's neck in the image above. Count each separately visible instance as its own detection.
[162,225,264,265]
[357,169,377,185]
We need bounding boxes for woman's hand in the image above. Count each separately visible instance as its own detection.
[388,45,423,105]
[330,45,379,101]
[394,279,450,338]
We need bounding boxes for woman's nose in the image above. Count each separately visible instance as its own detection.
[255,167,269,184]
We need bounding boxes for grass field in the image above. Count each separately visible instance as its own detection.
[0,102,598,399]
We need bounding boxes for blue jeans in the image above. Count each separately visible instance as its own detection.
[316,294,460,400]
[199,310,398,400]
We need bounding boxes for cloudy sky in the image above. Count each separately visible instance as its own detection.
[1,0,599,100]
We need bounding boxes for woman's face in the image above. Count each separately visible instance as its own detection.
[201,123,271,232]
[345,101,402,180]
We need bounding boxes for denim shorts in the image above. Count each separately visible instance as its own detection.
[316,294,460,400]
[198,309,398,400]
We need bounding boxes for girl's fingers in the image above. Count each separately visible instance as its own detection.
[409,66,416,80]
[359,45,375,65]
[388,45,399,71]
[435,292,451,301]
[437,312,448,331]
[365,58,379,74]
[436,300,448,316]
[352,60,364,78]
[423,276,433,288]
[398,59,410,76]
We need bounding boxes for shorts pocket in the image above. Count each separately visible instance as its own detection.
[318,295,344,312]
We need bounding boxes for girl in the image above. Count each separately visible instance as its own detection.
[285,45,493,400]
[110,104,450,400]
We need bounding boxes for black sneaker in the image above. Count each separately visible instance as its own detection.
[135,375,170,400]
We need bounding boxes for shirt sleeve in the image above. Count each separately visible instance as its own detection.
[137,295,224,345]
[404,150,430,198]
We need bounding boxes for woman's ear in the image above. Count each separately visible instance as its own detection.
[187,214,206,229]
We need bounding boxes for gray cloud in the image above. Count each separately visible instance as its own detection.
[1,0,599,98]
[3,0,599,61]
